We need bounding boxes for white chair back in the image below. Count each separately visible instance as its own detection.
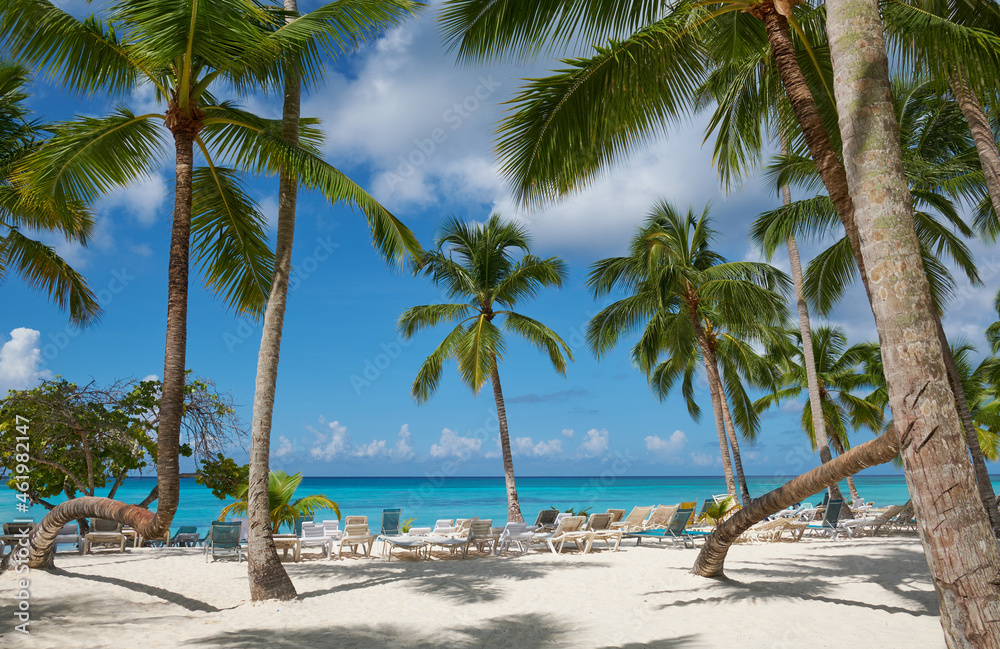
[433,519,453,532]
[321,520,340,537]
[301,522,325,539]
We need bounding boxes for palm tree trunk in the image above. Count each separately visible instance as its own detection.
[845,474,861,503]
[826,3,1000,644]
[691,318,737,498]
[781,137,846,504]
[26,125,195,568]
[247,4,301,602]
[713,375,751,504]
[948,67,1000,220]
[490,356,523,523]
[693,427,899,577]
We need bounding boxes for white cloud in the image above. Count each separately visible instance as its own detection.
[578,428,610,457]
[429,427,482,459]
[0,328,52,396]
[273,435,295,459]
[690,452,721,467]
[561,428,575,438]
[309,420,350,461]
[392,424,415,460]
[141,374,159,383]
[100,174,169,226]
[644,430,688,456]
[308,419,415,462]
[513,436,563,457]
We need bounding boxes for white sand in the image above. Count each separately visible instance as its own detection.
[0,536,942,649]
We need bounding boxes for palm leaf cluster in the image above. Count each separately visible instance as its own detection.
[220,470,339,534]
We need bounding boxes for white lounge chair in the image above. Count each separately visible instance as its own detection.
[321,519,342,541]
[335,522,376,559]
[299,522,333,559]
[495,522,533,555]
[55,523,84,554]
[609,506,654,533]
[531,516,592,554]
[84,519,126,554]
[468,519,498,554]
[586,513,623,551]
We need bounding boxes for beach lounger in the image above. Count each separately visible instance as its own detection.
[321,519,342,541]
[838,504,905,538]
[610,506,654,533]
[344,515,367,526]
[55,523,84,554]
[423,525,472,558]
[299,522,333,559]
[336,523,376,559]
[84,519,127,554]
[170,525,200,547]
[804,499,847,539]
[642,504,679,530]
[532,509,559,531]
[539,516,592,554]
[680,501,698,526]
[204,521,243,562]
[606,509,627,524]
[496,522,533,555]
[586,512,622,551]
[468,519,498,554]
[380,509,402,535]
[738,519,792,543]
[625,508,709,548]
[433,519,456,534]
[692,499,714,527]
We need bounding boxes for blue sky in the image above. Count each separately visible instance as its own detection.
[2,0,997,479]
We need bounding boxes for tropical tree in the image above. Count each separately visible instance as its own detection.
[399,215,573,523]
[2,0,417,569]
[0,60,99,325]
[221,470,339,534]
[754,326,883,501]
[244,0,419,602]
[586,202,790,504]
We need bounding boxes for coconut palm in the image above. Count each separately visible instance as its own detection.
[220,470,339,534]
[754,326,883,501]
[0,60,99,325]
[586,202,790,504]
[5,0,418,568]
[399,215,572,523]
[244,0,420,601]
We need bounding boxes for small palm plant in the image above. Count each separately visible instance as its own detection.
[220,471,339,534]
[699,497,737,526]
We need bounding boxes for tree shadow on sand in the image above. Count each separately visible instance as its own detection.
[645,540,938,617]
[50,567,236,613]
[182,613,704,649]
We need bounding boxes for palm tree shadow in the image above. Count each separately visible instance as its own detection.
[51,567,235,614]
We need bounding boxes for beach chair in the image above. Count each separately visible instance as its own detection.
[467,519,498,554]
[887,502,916,532]
[606,509,627,524]
[381,534,427,561]
[586,512,622,551]
[804,499,846,539]
[495,522,533,555]
[625,508,708,548]
[838,504,905,538]
[532,509,559,531]
[204,521,243,562]
[84,519,127,554]
[642,504,679,530]
[432,519,455,534]
[55,523,84,554]
[423,525,472,558]
[299,522,333,559]
[336,523,376,559]
[738,519,792,543]
[380,509,402,535]
[610,506,654,533]
[693,499,714,527]
[169,526,200,547]
[321,519,342,541]
[539,516,592,554]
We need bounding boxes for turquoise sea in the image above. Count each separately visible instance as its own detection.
[4,474,999,536]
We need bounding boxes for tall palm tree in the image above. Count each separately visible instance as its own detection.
[586,202,790,504]
[4,0,417,568]
[0,60,99,325]
[245,0,419,602]
[824,1,1000,641]
[399,215,572,523]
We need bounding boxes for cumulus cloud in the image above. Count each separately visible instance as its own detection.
[0,328,52,396]
[690,452,721,467]
[644,430,688,456]
[429,427,482,459]
[273,435,295,459]
[578,428,610,457]
[308,419,416,461]
[561,428,575,438]
[513,436,563,457]
[309,420,350,461]
[100,174,169,226]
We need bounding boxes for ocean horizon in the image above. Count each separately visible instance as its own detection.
[7,472,1000,535]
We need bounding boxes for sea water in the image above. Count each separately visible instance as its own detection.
[5,473,990,536]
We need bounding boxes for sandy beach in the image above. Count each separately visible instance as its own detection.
[1,536,941,649]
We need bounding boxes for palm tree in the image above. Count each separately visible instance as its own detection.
[5,0,417,568]
[586,202,790,504]
[399,215,572,523]
[245,0,419,601]
[824,2,1000,641]
[0,60,99,325]
[754,326,883,501]
[221,471,339,534]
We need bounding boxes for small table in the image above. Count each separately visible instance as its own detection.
[272,535,301,562]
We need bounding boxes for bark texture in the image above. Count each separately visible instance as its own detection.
[827,2,1000,645]
[692,318,738,499]
[490,358,523,522]
[692,428,899,577]
[714,377,751,504]
[26,121,196,568]
[949,68,1000,221]
[247,0,301,601]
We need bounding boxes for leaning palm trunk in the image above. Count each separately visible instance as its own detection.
[845,474,861,502]
[247,10,301,602]
[948,67,1000,220]
[692,320,737,498]
[693,427,899,577]
[826,2,1000,645]
[714,377,751,504]
[781,135,845,503]
[490,358,523,523]
[26,118,196,568]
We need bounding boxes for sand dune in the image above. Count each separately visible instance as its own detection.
[1,536,941,649]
